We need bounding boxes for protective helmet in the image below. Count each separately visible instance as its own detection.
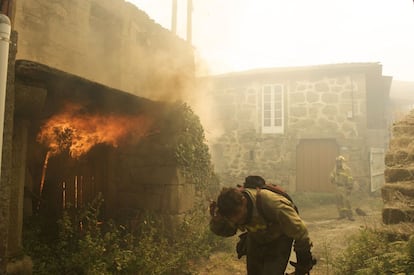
[244,175,265,188]
[336,155,345,162]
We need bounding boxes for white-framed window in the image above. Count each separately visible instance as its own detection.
[262,84,284,134]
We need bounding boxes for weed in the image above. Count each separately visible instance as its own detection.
[23,194,223,274]
[333,228,414,274]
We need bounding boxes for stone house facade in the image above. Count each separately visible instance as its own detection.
[1,0,202,273]
[12,0,195,101]
[205,63,392,193]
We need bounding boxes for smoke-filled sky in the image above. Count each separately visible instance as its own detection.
[127,0,414,81]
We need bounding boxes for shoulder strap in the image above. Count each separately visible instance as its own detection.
[256,186,299,223]
[262,185,296,207]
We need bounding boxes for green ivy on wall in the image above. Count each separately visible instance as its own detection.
[171,102,219,193]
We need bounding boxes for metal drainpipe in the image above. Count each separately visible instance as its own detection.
[0,14,11,179]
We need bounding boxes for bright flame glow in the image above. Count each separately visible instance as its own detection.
[37,103,154,158]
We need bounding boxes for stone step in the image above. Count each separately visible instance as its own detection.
[377,222,414,240]
[382,205,414,224]
[385,150,414,166]
[384,167,414,183]
[392,125,414,136]
[381,182,414,203]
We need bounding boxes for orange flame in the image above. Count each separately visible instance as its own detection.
[38,150,51,202]
[37,103,154,158]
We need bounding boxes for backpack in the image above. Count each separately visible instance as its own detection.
[240,176,299,214]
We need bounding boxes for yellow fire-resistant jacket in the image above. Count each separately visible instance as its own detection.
[330,166,353,190]
[210,188,312,252]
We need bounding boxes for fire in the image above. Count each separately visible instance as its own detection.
[37,102,154,158]
[36,102,155,203]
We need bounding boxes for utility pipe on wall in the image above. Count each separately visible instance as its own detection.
[0,14,11,179]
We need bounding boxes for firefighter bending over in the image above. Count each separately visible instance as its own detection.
[209,176,316,275]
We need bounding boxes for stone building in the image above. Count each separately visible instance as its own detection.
[0,0,206,273]
[204,63,392,193]
[12,0,195,101]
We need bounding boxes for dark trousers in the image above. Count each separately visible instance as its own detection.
[246,234,293,275]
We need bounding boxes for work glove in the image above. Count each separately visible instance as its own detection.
[290,250,317,275]
[236,232,248,259]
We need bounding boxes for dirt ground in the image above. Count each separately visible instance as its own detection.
[191,195,383,275]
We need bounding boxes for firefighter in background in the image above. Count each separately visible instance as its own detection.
[330,155,354,221]
[1,0,13,16]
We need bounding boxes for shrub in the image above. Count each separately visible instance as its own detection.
[334,228,414,274]
[23,194,223,274]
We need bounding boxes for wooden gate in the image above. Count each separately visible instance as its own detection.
[296,139,338,192]
[61,175,100,210]
[38,146,110,218]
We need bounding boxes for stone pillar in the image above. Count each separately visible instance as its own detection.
[5,119,34,275]
[8,119,28,256]
[6,83,46,274]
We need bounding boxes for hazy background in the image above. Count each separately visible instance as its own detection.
[127,0,414,80]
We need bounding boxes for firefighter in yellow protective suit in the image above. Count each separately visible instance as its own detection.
[330,156,354,221]
[209,176,316,275]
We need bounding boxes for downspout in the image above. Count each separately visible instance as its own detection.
[0,14,11,179]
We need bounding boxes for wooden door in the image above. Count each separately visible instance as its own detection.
[370,147,385,192]
[296,139,338,192]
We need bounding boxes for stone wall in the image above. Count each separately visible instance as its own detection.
[382,109,414,224]
[13,0,194,101]
[208,68,387,191]
[287,75,365,139]
[208,81,289,186]
[287,75,371,188]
